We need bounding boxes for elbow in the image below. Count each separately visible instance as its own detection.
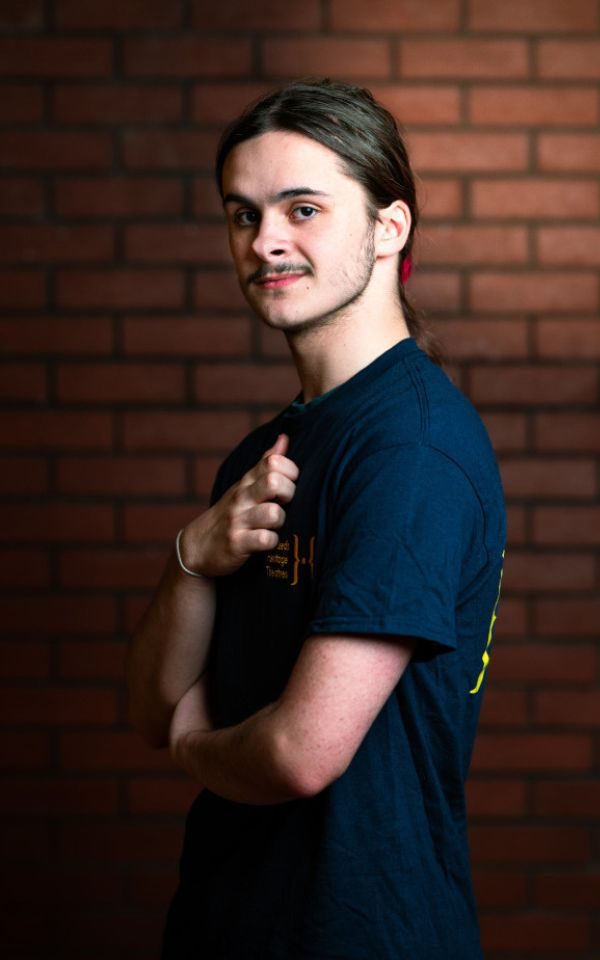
[270,728,348,799]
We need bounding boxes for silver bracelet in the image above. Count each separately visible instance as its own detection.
[175,528,204,578]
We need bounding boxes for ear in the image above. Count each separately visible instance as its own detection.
[374,200,411,259]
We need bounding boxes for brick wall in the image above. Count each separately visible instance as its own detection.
[0,1,598,957]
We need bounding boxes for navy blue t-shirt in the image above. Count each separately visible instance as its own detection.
[162,338,506,960]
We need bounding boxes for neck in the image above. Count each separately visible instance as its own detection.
[286,296,410,403]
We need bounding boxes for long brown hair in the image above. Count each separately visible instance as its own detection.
[216,78,443,365]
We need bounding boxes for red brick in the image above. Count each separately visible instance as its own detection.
[539,40,600,79]
[1,868,121,906]
[471,273,598,313]
[500,458,596,499]
[60,731,175,772]
[56,0,182,28]
[194,178,227,217]
[0,180,42,217]
[535,413,600,453]
[480,913,590,953]
[494,596,527,637]
[466,779,526,816]
[539,134,600,172]
[57,455,185,496]
[472,734,591,771]
[0,456,48,495]
[536,872,600,906]
[0,821,50,859]
[478,690,528,726]
[0,909,49,952]
[0,548,49,586]
[505,551,595,591]
[0,85,43,123]
[0,0,42,28]
[262,38,391,80]
[57,362,184,404]
[439,320,528,360]
[124,505,212,544]
[473,870,528,907]
[195,363,298,405]
[470,364,597,406]
[59,640,126,680]
[471,178,599,220]
[55,177,183,217]
[59,547,166,588]
[195,268,247,310]
[406,271,461,312]
[535,599,600,636]
[0,225,113,263]
[127,777,200,814]
[55,909,164,951]
[0,640,49,678]
[260,324,294,359]
[409,132,527,172]
[0,411,113,449]
[193,456,222,496]
[0,363,46,401]
[469,0,598,31]
[0,317,112,355]
[57,269,184,309]
[123,130,218,172]
[0,271,44,308]
[193,0,321,29]
[126,224,229,264]
[331,0,458,30]
[0,132,112,169]
[418,178,463,219]
[0,732,50,770]
[470,86,598,126]
[1,687,117,725]
[368,85,461,125]
[534,691,600,727]
[130,869,178,906]
[192,82,280,125]
[535,319,600,359]
[0,595,116,633]
[54,84,182,124]
[491,643,596,683]
[0,38,112,76]
[123,411,250,452]
[537,227,600,266]
[480,413,527,453]
[470,825,590,864]
[124,38,251,77]
[123,315,251,358]
[533,506,600,545]
[0,503,115,542]
[420,226,528,266]
[400,40,528,78]
[58,821,181,864]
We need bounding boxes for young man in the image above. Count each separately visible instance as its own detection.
[128,80,506,959]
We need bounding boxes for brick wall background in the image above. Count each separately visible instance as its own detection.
[0,1,598,957]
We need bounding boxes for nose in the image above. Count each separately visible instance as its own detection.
[251,212,291,262]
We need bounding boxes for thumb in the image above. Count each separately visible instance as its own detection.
[265,433,289,458]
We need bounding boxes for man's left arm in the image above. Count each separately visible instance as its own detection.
[170,632,414,804]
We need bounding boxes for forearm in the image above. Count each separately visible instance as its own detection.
[127,550,216,748]
[172,702,309,805]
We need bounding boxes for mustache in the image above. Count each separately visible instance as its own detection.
[247,263,313,285]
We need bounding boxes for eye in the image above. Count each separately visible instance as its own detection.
[291,205,318,222]
[233,209,259,227]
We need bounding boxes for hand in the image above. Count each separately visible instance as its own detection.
[169,676,212,770]
[179,433,298,578]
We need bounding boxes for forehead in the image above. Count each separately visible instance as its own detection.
[222,130,359,199]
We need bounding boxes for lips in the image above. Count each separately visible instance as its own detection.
[256,273,305,289]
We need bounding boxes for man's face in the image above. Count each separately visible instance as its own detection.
[221,130,377,334]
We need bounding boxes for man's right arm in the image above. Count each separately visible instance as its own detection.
[126,433,298,748]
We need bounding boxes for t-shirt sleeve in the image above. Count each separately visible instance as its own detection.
[309,443,484,655]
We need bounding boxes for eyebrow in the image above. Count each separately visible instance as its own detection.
[223,188,332,206]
